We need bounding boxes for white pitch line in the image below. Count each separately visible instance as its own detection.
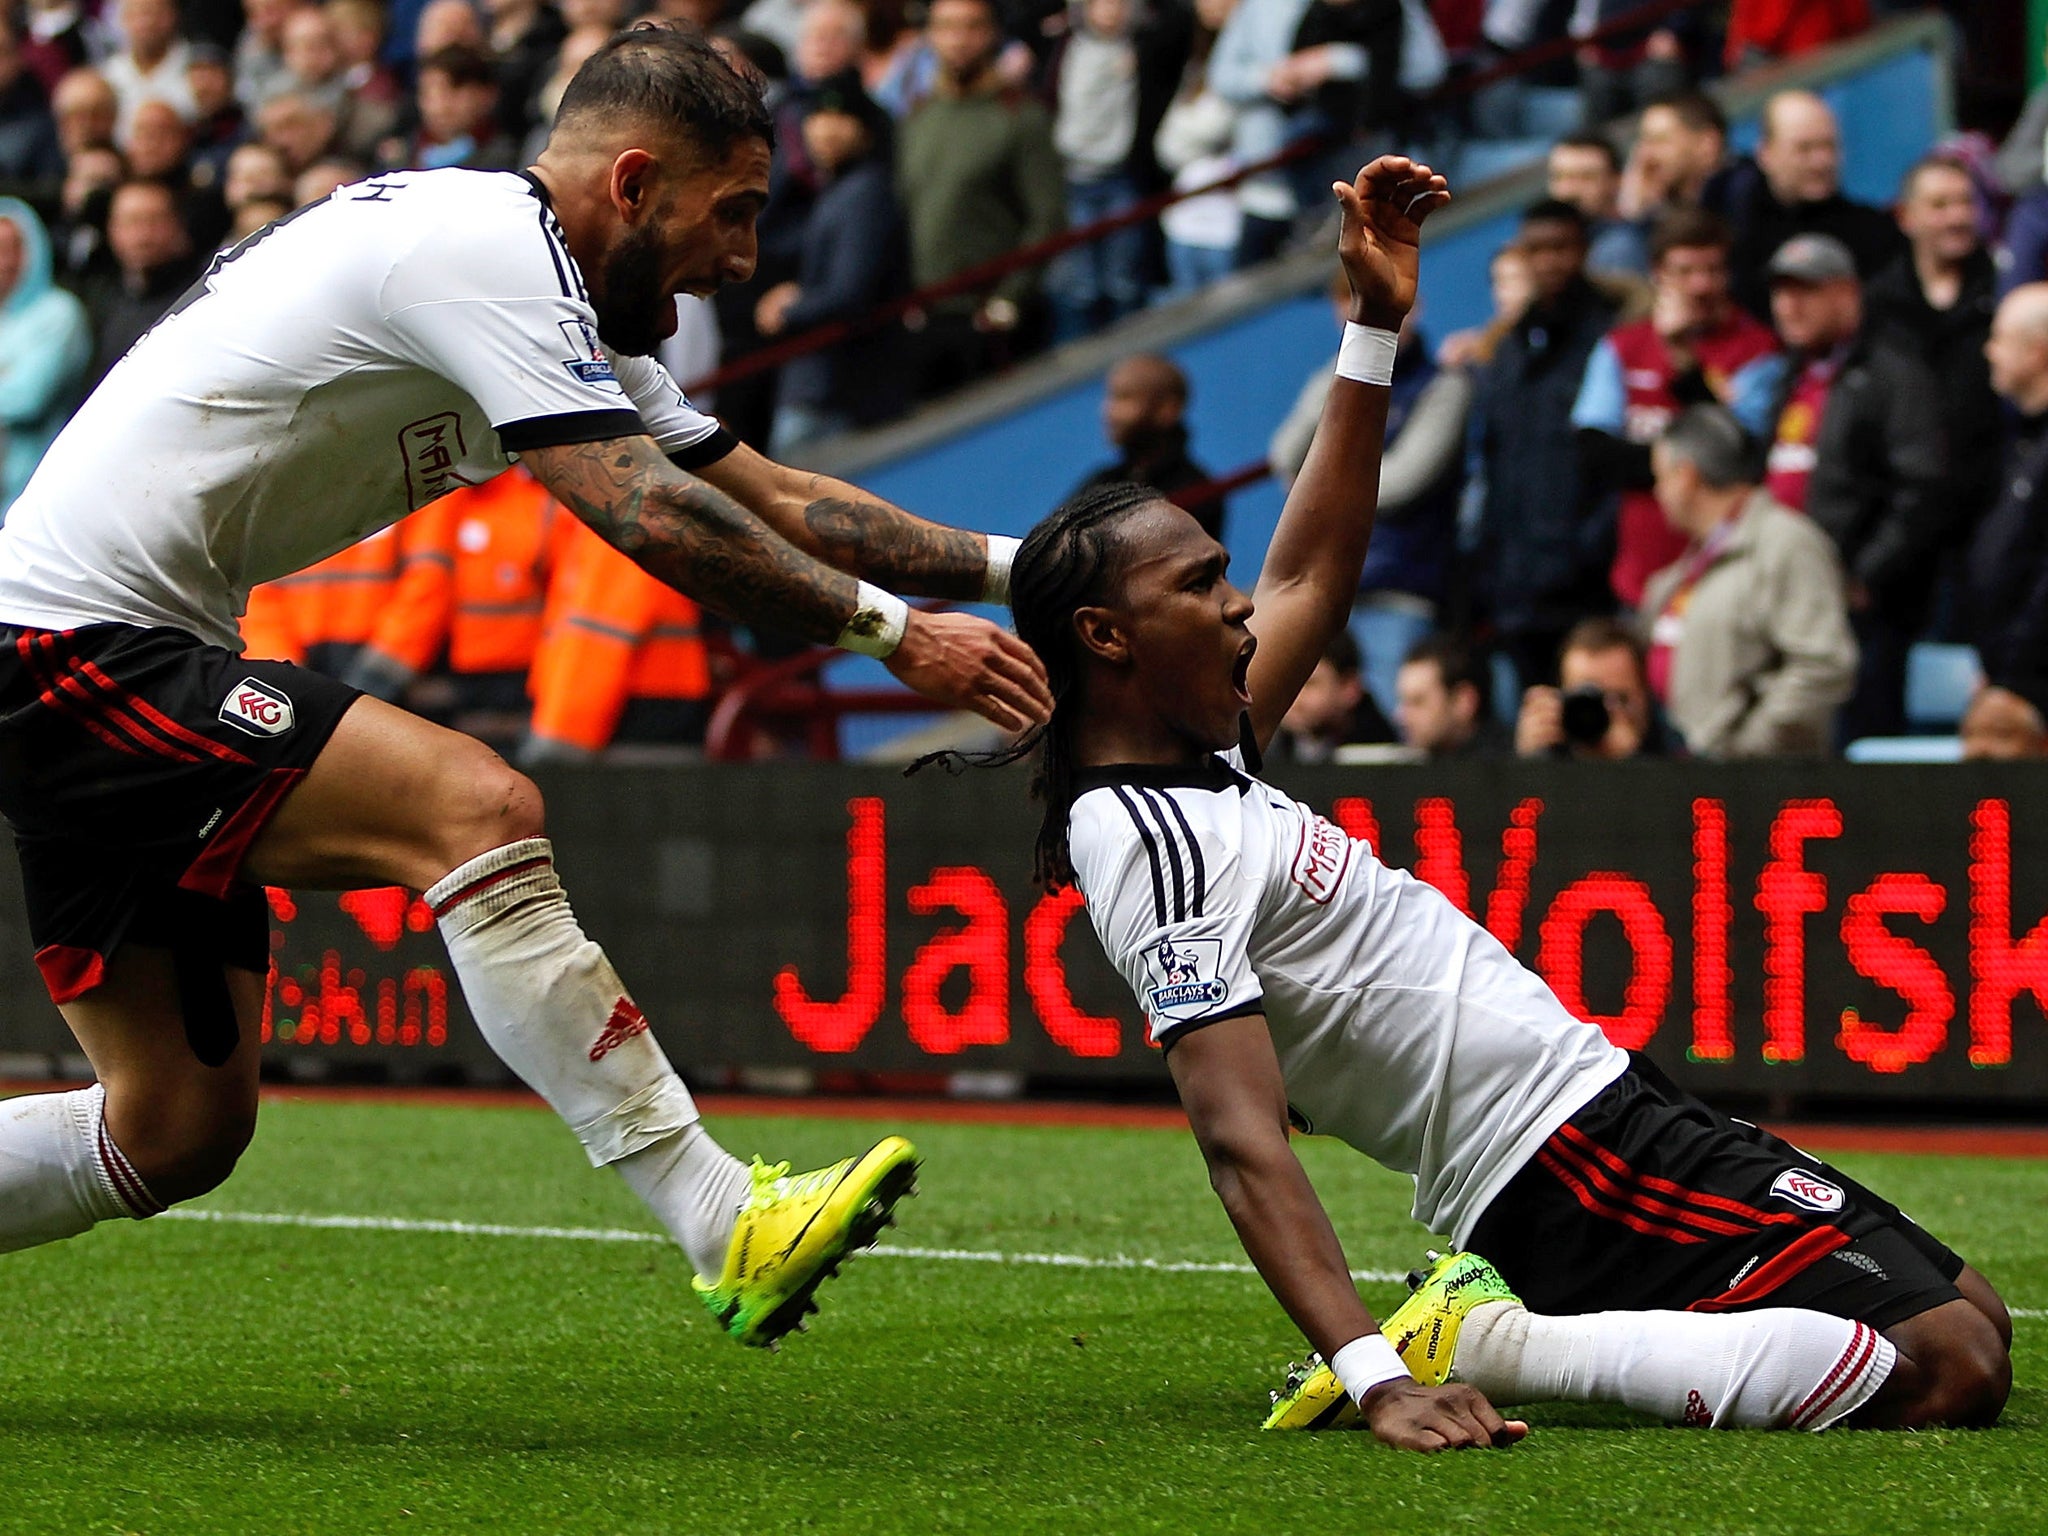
[155,1210,2048,1314]
[161,1207,1405,1282]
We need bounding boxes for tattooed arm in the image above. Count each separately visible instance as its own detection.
[693,440,993,600]
[521,435,1052,731]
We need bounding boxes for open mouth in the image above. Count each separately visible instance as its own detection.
[1231,637,1256,705]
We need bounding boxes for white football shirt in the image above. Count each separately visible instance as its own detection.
[0,168,731,650]
[1069,751,1628,1244]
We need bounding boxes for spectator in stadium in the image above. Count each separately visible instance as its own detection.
[49,66,117,163]
[1272,274,1465,715]
[754,70,906,452]
[1435,240,1530,369]
[486,0,567,143]
[1619,92,1732,224]
[413,0,488,62]
[1764,232,1949,744]
[226,188,287,239]
[389,44,516,170]
[0,16,64,196]
[1959,685,2048,762]
[898,0,1065,397]
[102,0,196,135]
[1267,628,1390,763]
[235,0,299,111]
[1966,283,2048,706]
[1726,91,1902,321]
[1865,156,2000,542]
[50,141,122,281]
[1069,353,1224,537]
[0,197,90,516]
[331,0,404,114]
[1547,133,1646,277]
[182,43,246,188]
[257,87,339,175]
[1470,199,1619,693]
[1573,207,1783,614]
[1514,616,1670,759]
[1393,632,1501,759]
[1995,33,2048,298]
[1723,0,1868,72]
[1640,404,1854,758]
[294,154,364,206]
[15,0,93,95]
[1044,0,1190,339]
[1569,0,1691,126]
[1271,0,1407,138]
[279,6,392,162]
[1152,0,1242,296]
[81,177,197,387]
[222,136,291,213]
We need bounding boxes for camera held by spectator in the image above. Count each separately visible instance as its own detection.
[1515,618,1667,760]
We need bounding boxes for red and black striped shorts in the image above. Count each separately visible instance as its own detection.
[1465,1054,1965,1331]
[0,623,357,1005]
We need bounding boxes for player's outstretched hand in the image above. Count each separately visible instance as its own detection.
[887,609,1054,733]
[1333,155,1451,331]
[1359,1379,1528,1454]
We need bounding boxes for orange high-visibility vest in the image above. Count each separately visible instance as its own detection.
[238,580,304,663]
[362,468,566,677]
[529,519,711,752]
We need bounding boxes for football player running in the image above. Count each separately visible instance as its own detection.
[959,155,2010,1448]
[0,24,1051,1351]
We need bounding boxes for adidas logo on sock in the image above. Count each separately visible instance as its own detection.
[589,998,652,1062]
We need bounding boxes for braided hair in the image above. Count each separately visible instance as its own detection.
[909,481,1165,889]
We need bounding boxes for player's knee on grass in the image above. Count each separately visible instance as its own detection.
[1890,1304,2012,1429]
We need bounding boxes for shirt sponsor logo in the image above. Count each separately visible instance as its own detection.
[1144,936,1228,1023]
[558,318,619,388]
[1769,1168,1845,1212]
[399,411,474,508]
[219,678,294,736]
[1289,813,1352,904]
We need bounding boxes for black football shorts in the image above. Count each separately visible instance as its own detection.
[1466,1054,1966,1331]
[0,623,358,1013]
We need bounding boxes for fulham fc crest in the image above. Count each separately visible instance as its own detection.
[1769,1168,1845,1213]
[219,678,295,736]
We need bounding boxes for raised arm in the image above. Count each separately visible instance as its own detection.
[1167,1015,1521,1452]
[522,434,1052,732]
[696,440,1000,602]
[1244,156,1449,751]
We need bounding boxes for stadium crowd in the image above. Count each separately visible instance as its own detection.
[0,0,2034,761]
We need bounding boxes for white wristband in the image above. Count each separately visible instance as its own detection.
[1336,322,1399,386]
[1329,1334,1411,1407]
[836,581,910,658]
[983,534,1021,605]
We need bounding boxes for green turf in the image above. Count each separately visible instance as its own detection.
[1,1099,2042,1535]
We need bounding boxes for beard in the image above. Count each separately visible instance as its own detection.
[590,221,669,358]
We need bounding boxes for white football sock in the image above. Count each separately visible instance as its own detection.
[1452,1300,1895,1430]
[428,839,747,1268]
[0,1084,163,1254]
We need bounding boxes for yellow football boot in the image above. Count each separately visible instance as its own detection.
[692,1135,919,1348]
[1261,1251,1521,1428]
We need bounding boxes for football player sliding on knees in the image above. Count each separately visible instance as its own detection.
[959,155,2010,1449]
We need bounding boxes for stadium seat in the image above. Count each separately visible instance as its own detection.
[1904,643,1982,731]
[1843,735,1964,764]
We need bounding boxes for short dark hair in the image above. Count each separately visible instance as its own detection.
[554,21,774,162]
[1322,628,1361,679]
[1561,616,1646,674]
[1520,197,1589,236]
[1402,633,1486,708]
[419,43,496,91]
[1648,89,1726,139]
[1551,132,1621,174]
[1648,205,1732,266]
[1898,153,1973,204]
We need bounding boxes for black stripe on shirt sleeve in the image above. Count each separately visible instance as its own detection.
[1135,788,1187,923]
[668,426,739,471]
[496,408,645,452]
[1154,791,1208,918]
[1109,786,1168,928]
[1156,998,1266,1052]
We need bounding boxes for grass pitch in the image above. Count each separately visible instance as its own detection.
[1,1096,2042,1535]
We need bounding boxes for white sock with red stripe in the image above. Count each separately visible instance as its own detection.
[0,1084,163,1253]
[427,838,749,1275]
[1452,1301,1895,1430]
